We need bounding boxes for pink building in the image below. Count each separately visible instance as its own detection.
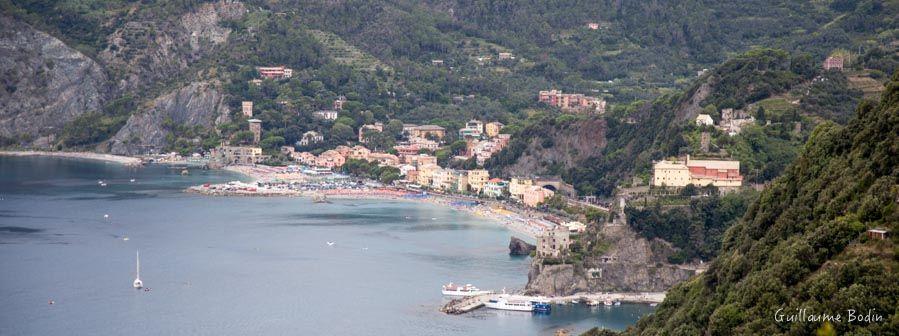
[257,66,293,79]
[315,150,346,169]
[538,90,606,114]
[523,186,555,207]
[348,145,371,160]
[824,56,844,71]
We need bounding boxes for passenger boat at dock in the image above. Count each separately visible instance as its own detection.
[484,294,551,313]
[441,283,492,296]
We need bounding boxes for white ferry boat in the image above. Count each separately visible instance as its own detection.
[484,294,534,312]
[441,283,491,296]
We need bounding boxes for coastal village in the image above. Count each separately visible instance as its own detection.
[151,65,764,289]
[121,62,770,259]
[2,53,876,316]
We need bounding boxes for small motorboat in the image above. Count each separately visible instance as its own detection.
[603,300,614,306]
[585,299,600,306]
[613,300,621,306]
[133,250,143,289]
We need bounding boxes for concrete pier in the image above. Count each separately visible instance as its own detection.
[440,292,665,315]
[440,294,496,314]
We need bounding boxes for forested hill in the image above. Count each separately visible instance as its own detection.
[0,0,896,182]
[619,73,899,335]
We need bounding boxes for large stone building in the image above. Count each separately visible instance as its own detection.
[652,156,743,187]
[211,146,263,165]
[537,225,570,258]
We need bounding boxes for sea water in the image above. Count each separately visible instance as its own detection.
[0,156,654,335]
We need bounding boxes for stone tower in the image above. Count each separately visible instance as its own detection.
[248,119,262,144]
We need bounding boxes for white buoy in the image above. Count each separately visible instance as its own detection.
[104,214,109,219]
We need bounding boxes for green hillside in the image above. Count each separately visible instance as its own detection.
[621,73,899,335]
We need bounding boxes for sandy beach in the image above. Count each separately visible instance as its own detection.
[187,171,552,240]
[0,150,142,166]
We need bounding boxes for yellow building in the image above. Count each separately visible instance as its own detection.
[484,122,504,138]
[652,157,743,187]
[652,161,690,187]
[509,177,534,201]
[416,164,439,186]
[431,168,457,191]
[467,169,489,194]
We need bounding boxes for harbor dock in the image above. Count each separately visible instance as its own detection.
[441,294,496,314]
[440,292,665,315]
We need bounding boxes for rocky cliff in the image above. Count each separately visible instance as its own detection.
[99,0,245,92]
[501,117,607,176]
[108,81,230,155]
[525,224,698,296]
[509,236,536,255]
[0,16,108,142]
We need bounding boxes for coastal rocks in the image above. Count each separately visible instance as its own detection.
[526,263,588,296]
[109,81,230,155]
[525,223,697,296]
[99,0,245,92]
[0,16,108,142]
[509,236,536,256]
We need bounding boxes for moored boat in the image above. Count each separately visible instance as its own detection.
[441,283,491,296]
[531,297,552,313]
[484,294,534,312]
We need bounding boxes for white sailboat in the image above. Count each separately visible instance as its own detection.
[133,250,143,289]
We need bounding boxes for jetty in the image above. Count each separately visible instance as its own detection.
[440,294,497,314]
[440,291,666,315]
